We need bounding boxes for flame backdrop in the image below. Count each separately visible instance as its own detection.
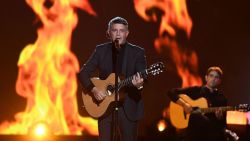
[0,0,250,136]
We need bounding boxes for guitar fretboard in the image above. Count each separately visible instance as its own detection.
[109,62,164,92]
[200,106,235,113]
[117,70,147,90]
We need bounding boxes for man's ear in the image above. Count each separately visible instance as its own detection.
[126,30,129,37]
[106,31,110,39]
[205,75,208,82]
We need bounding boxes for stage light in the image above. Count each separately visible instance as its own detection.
[33,122,47,136]
[28,121,52,138]
[227,111,247,125]
[157,119,167,132]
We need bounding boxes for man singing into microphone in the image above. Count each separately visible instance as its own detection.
[78,17,147,141]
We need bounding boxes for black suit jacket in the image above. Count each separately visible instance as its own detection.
[78,42,147,121]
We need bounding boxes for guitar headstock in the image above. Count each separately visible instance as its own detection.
[236,104,250,112]
[147,62,165,76]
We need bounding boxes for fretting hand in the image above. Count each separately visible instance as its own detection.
[132,72,144,89]
[215,108,224,119]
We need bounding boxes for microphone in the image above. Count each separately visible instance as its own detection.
[114,39,120,48]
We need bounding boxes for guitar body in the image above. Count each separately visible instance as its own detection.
[169,94,208,129]
[82,73,117,119]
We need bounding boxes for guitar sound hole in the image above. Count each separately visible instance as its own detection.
[106,85,114,95]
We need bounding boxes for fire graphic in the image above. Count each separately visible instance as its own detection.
[134,0,202,87]
[0,0,98,135]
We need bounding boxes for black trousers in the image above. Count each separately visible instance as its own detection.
[98,107,138,141]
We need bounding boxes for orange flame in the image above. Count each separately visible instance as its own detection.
[134,0,192,39]
[0,0,98,135]
[134,0,201,87]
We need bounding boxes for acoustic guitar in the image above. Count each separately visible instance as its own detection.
[82,62,165,118]
[169,94,249,129]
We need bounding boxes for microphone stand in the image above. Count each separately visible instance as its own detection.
[112,39,120,141]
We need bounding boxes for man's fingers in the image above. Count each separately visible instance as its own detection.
[94,92,106,101]
[136,73,141,79]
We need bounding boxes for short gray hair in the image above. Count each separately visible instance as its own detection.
[108,17,128,30]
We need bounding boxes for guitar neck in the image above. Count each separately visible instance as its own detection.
[118,70,147,90]
[201,106,235,114]
[115,62,164,90]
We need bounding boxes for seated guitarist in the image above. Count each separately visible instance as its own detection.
[78,17,147,141]
[168,66,228,141]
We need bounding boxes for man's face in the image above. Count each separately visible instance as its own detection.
[205,70,221,88]
[107,23,129,47]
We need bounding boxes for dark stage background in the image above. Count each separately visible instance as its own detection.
[0,0,250,137]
